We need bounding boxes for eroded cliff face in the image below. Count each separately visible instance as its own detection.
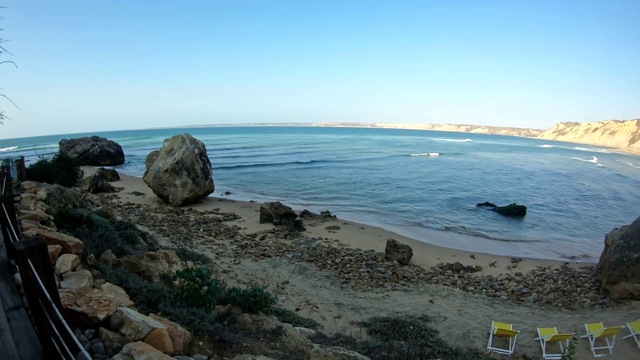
[537,119,640,151]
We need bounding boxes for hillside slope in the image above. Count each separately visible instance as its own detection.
[537,119,640,151]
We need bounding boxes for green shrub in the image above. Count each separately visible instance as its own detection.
[272,307,320,328]
[356,315,492,360]
[26,153,84,187]
[174,267,225,311]
[96,263,173,315]
[163,246,211,266]
[220,285,276,315]
[53,207,149,258]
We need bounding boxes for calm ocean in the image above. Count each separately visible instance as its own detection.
[2,126,639,262]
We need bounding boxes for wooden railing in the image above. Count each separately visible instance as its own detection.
[0,165,91,360]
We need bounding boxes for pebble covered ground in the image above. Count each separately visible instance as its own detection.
[103,198,610,311]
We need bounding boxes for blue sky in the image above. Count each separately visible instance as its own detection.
[1,0,639,139]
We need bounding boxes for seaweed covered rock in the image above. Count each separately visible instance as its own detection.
[493,203,527,217]
[59,136,125,166]
[596,216,640,301]
[143,133,214,206]
[477,202,527,217]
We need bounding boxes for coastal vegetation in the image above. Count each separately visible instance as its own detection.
[26,153,84,187]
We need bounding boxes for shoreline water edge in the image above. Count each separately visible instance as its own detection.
[4,126,640,263]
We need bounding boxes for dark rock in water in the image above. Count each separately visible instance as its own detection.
[476,202,497,208]
[385,239,413,266]
[493,203,527,217]
[596,216,640,301]
[96,167,120,182]
[143,133,214,206]
[59,136,125,166]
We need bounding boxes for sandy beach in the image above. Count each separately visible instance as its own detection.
[86,167,640,359]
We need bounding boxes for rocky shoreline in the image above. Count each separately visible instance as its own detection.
[109,200,606,310]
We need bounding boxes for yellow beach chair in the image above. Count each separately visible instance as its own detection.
[623,319,640,348]
[534,327,574,360]
[581,322,624,357]
[487,321,519,356]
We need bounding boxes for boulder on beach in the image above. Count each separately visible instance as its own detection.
[477,202,527,217]
[596,216,640,301]
[84,172,117,194]
[260,201,304,230]
[59,136,125,166]
[143,133,214,206]
[385,238,413,265]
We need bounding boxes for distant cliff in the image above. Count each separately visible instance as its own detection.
[537,119,640,151]
[315,122,543,137]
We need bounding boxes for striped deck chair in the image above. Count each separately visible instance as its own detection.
[623,319,640,348]
[581,322,624,357]
[487,321,519,356]
[534,327,574,360]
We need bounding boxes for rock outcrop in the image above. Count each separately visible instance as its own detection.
[59,136,125,166]
[596,216,640,301]
[118,250,183,284]
[384,239,413,265]
[537,119,640,151]
[143,133,214,206]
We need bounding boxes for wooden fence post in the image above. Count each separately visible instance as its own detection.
[0,166,17,263]
[14,236,62,358]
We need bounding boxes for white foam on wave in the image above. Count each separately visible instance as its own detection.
[538,144,554,148]
[573,146,608,153]
[0,146,17,152]
[572,156,604,167]
[625,162,640,169]
[410,152,440,157]
[433,138,472,143]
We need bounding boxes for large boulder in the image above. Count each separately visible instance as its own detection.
[59,288,121,326]
[84,172,117,194]
[385,239,413,265]
[96,167,120,182]
[109,307,166,343]
[149,314,191,355]
[60,269,95,290]
[111,341,173,360]
[118,250,183,284]
[260,201,297,224]
[260,201,304,230]
[596,216,640,300]
[142,133,214,206]
[21,228,84,255]
[59,136,125,166]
